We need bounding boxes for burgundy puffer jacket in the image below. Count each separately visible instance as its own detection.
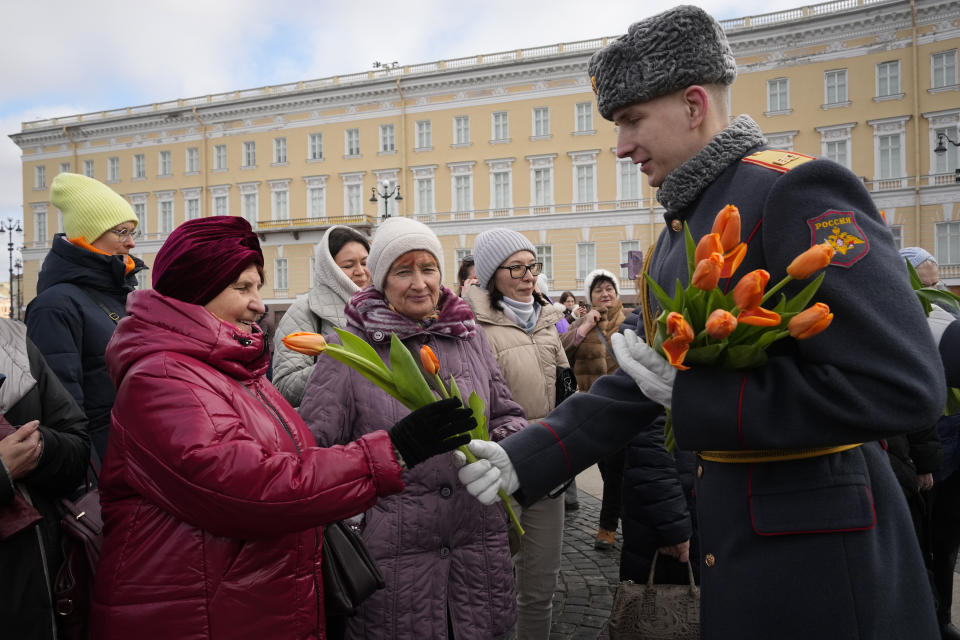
[92,290,404,640]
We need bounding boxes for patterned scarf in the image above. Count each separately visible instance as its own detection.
[346,285,477,341]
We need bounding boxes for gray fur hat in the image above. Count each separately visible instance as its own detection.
[588,5,737,121]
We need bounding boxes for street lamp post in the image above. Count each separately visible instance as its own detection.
[13,258,22,321]
[369,180,402,220]
[0,218,21,319]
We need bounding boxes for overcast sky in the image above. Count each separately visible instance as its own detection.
[0,0,811,266]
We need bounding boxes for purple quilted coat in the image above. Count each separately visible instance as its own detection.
[299,286,524,639]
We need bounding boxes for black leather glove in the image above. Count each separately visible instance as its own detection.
[388,397,474,469]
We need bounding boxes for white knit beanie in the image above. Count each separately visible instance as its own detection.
[367,217,444,292]
[584,269,620,297]
[472,228,537,289]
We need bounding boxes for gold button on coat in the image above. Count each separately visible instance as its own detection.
[697,465,703,478]
[705,553,716,567]
[670,219,683,232]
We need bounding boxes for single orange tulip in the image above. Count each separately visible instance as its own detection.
[282,331,328,356]
[705,308,738,339]
[662,336,691,371]
[719,242,748,279]
[711,205,741,252]
[732,269,770,311]
[737,307,782,327]
[788,302,833,339]
[666,312,694,344]
[691,253,723,291]
[694,233,724,265]
[420,344,441,375]
[786,242,836,279]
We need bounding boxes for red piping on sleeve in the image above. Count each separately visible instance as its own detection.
[536,421,573,475]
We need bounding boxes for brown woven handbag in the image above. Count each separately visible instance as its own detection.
[608,551,700,640]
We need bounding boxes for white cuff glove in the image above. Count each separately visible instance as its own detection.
[454,440,519,505]
[610,329,676,408]
[928,305,956,346]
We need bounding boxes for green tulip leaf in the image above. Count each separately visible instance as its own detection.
[684,343,726,366]
[782,272,825,313]
[389,334,437,407]
[723,344,769,369]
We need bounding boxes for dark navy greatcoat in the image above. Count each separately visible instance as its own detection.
[503,148,943,639]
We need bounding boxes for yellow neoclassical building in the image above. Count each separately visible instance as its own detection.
[10,0,960,320]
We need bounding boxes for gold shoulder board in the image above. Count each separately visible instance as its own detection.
[742,149,815,173]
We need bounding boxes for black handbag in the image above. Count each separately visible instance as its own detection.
[555,366,578,406]
[54,487,103,640]
[322,521,386,617]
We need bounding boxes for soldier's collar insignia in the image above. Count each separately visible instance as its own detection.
[743,150,815,173]
[591,75,598,95]
[807,210,869,268]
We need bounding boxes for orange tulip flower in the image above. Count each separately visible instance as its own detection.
[719,242,748,279]
[420,344,441,375]
[666,312,694,344]
[662,336,691,371]
[694,233,724,265]
[788,302,833,339]
[737,307,782,327]
[786,242,836,280]
[705,309,738,339]
[732,269,770,311]
[712,205,741,252]
[692,253,724,291]
[282,331,328,356]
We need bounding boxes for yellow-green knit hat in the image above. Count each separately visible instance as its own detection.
[50,173,138,242]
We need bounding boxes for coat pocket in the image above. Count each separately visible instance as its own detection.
[748,449,876,536]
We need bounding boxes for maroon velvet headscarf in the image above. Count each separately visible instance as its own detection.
[152,216,264,306]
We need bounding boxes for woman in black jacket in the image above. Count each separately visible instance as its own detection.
[0,319,91,640]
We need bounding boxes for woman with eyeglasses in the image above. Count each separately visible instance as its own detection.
[464,229,569,640]
[25,173,146,464]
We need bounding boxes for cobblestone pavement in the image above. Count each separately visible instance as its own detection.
[550,491,621,640]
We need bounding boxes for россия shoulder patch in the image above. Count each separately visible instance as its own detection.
[807,210,869,268]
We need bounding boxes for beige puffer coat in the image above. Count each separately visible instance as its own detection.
[464,286,569,422]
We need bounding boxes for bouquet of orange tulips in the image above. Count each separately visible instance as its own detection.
[282,329,524,535]
[646,205,836,449]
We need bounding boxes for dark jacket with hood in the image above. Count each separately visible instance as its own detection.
[25,234,145,463]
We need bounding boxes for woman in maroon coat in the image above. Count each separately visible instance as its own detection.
[91,217,472,640]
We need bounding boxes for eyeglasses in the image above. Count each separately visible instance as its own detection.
[108,227,142,241]
[497,262,543,279]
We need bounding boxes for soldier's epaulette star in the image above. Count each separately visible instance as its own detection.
[742,149,816,173]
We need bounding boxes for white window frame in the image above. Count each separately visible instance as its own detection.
[184,194,201,221]
[877,60,901,98]
[213,144,227,170]
[34,165,46,189]
[242,141,256,168]
[304,176,327,219]
[59,162,70,174]
[269,179,290,221]
[889,224,903,250]
[937,221,960,265]
[379,124,395,153]
[569,150,599,209]
[32,203,48,244]
[210,185,230,217]
[767,78,790,114]
[575,102,594,133]
[345,129,360,157]
[449,162,475,213]
[185,147,199,174]
[870,116,910,187]
[532,107,550,138]
[308,132,324,161]
[932,118,960,178]
[620,240,640,282]
[275,258,289,292]
[824,69,848,106]
[454,116,470,146]
[158,196,175,234]
[412,165,436,216]
[536,244,553,280]
[617,158,641,204]
[576,242,596,282]
[817,123,854,169]
[273,137,287,165]
[486,158,514,212]
[932,49,958,90]
[341,172,365,216]
[83,159,95,178]
[107,157,119,182]
[158,150,172,177]
[416,120,432,150]
[492,112,509,142]
[133,154,146,179]
[238,182,259,226]
[528,153,556,211]
[129,195,147,234]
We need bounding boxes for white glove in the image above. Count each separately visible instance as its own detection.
[454,440,519,505]
[928,305,956,345]
[610,329,676,408]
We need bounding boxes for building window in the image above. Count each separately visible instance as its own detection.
[454,116,470,145]
[533,167,553,206]
[575,102,594,133]
[308,186,325,218]
[937,221,960,265]
[492,112,509,141]
[532,107,550,138]
[878,133,902,179]
[83,159,94,178]
[932,50,958,89]
[491,171,511,209]
[242,193,257,224]
[135,270,149,290]
[620,240,640,281]
[34,165,46,189]
[379,124,396,153]
[273,137,287,164]
[159,200,174,233]
[186,198,201,220]
[345,129,360,156]
[133,154,146,179]
[453,175,472,212]
[214,195,228,216]
[415,177,434,215]
[158,151,172,177]
[825,140,849,168]
[618,159,640,201]
[107,157,119,182]
[536,244,553,280]
[824,69,848,105]
[889,225,903,250]
[575,163,596,204]
[213,144,227,170]
[415,120,432,150]
[275,258,289,292]
[36,208,47,242]
[767,78,789,113]
[345,184,362,215]
[309,133,323,160]
[132,202,146,231]
[243,141,256,168]
[934,125,960,175]
[272,189,289,220]
[577,243,596,281]
[877,61,901,97]
[59,162,70,174]
[186,148,199,173]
